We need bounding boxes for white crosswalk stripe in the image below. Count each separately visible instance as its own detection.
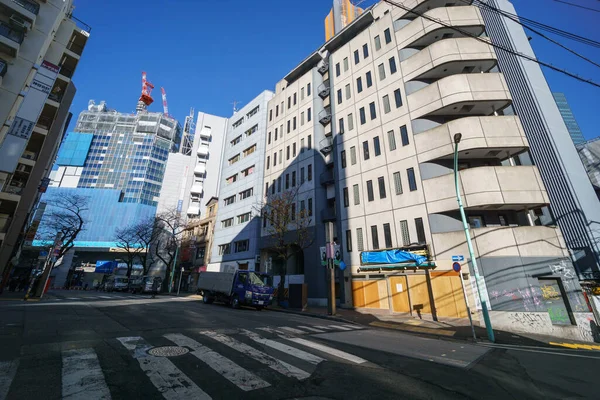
[284,337,368,364]
[0,360,18,400]
[256,327,285,335]
[164,333,269,391]
[298,326,326,333]
[99,296,113,299]
[62,348,111,399]
[341,324,363,330]
[312,325,334,330]
[200,331,310,380]
[327,325,352,331]
[279,326,307,334]
[117,336,211,400]
[241,330,325,365]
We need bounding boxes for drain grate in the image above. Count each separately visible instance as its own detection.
[147,346,189,357]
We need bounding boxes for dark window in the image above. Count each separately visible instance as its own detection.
[287,120,291,133]
[359,107,366,125]
[357,77,363,93]
[265,182,269,196]
[291,203,296,220]
[343,187,349,207]
[287,146,290,160]
[276,105,279,117]
[301,167,305,184]
[383,223,392,248]
[285,173,290,189]
[337,89,342,104]
[378,176,386,199]
[354,49,360,64]
[308,164,312,181]
[307,107,311,121]
[307,83,311,96]
[363,141,370,160]
[272,179,276,194]
[499,214,508,226]
[336,63,341,77]
[277,177,282,192]
[366,180,374,201]
[293,116,297,130]
[273,152,277,166]
[307,135,312,150]
[374,136,381,156]
[266,156,270,169]
[394,88,403,108]
[308,198,313,216]
[275,128,278,140]
[384,28,392,44]
[400,125,409,146]
[292,171,296,187]
[339,118,345,134]
[288,97,291,109]
[366,71,372,87]
[369,102,377,120]
[415,217,426,244]
[293,142,297,156]
[293,92,297,105]
[341,150,347,168]
[371,225,379,249]
[346,230,352,252]
[268,132,271,144]
[407,168,417,191]
[363,43,369,58]
[269,109,273,121]
[389,57,397,74]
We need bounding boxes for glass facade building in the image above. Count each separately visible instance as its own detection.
[553,92,586,146]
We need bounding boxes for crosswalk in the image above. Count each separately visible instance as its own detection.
[49,294,139,302]
[1,323,368,399]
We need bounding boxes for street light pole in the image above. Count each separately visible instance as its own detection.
[453,133,495,343]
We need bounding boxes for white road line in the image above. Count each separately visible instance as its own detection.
[117,336,211,400]
[200,331,310,380]
[99,296,112,299]
[312,326,333,330]
[66,297,80,300]
[298,326,325,333]
[341,324,363,330]
[327,325,352,331]
[241,330,324,365]
[284,337,368,364]
[279,327,307,334]
[62,348,111,400]
[165,333,269,391]
[0,360,19,400]
[256,327,285,335]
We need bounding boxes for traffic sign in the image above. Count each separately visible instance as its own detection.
[452,262,461,272]
[452,255,464,262]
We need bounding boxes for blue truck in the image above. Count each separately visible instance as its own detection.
[197,271,274,310]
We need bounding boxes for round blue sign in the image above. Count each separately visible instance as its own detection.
[339,260,347,271]
[452,262,461,272]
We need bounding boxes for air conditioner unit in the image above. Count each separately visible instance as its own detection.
[10,15,31,32]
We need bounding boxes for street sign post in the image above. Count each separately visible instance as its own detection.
[452,255,464,262]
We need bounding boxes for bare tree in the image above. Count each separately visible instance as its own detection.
[133,217,160,275]
[114,225,144,280]
[260,187,313,302]
[153,208,186,291]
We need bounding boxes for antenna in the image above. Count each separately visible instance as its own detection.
[232,100,241,113]
[160,87,169,117]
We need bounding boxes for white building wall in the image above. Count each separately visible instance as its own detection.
[157,153,193,215]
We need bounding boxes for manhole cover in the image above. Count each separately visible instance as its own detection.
[147,346,189,357]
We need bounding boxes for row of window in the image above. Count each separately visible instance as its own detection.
[337,57,398,108]
[232,106,260,129]
[269,84,312,121]
[228,144,257,166]
[230,124,258,148]
[265,164,313,195]
[346,217,426,253]
[266,136,312,169]
[342,168,417,207]
[223,187,255,206]
[218,239,250,255]
[221,212,252,229]
[225,165,255,185]
[340,126,409,168]
[267,108,312,145]
[262,198,314,228]
[336,28,393,80]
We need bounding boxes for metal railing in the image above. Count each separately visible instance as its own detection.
[0,21,25,44]
[11,0,40,15]
[320,169,334,185]
[321,207,336,222]
[68,14,92,33]
[3,184,24,195]
[319,136,334,155]
[48,92,62,103]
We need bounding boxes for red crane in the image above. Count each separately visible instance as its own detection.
[160,87,169,117]
[139,71,155,107]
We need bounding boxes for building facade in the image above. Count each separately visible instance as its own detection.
[552,92,586,146]
[325,0,365,41]
[209,91,273,272]
[0,0,90,286]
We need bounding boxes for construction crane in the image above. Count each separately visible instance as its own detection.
[160,87,169,117]
[137,71,155,112]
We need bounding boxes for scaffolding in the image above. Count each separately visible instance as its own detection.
[181,108,195,156]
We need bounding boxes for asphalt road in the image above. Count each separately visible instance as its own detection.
[0,290,598,400]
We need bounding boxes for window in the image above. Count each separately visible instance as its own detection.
[389,57,397,74]
[374,136,381,156]
[359,107,366,125]
[224,195,236,206]
[388,130,397,151]
[394,89,403,108]
[239,188,253,200]
[378,63,386,81]
[301,167,305,184]
[293,92,297,105]
[301,139,305,153]
[291,203,296,221]
[400,125,409,146]
[341,150,347,168]
[384,28,392,44]
[337,89,343,104]
[285,173,290,189]
[371,225,379,249]
[393,172,403,195]
[353,184,360,205]
[350,146,357,165]
[287,96,291,109]
[235,239,249,252]
[374,35,381,50]
[357,228,364,251]
[231,135,242,147]
[222,218,234,228]
[301,111,305,126]
[218,244,231,255]
[277,176,282,192]
[232,118,244,128]
[499,214,508,226]
[369,102,377,120]
[383,95,391,114]
[363,43,369,58]
[336,62,341,77]
[287,145,290,160]
[279,149,282,163]
[245,124,258,137]
[269,109,273,121]
[308,164,312,181]
[383,223,392,248]
[228,154,240,165]
[265,182,269,196]
[292,171,296,187]
[307,83,311,96]
[275,128,278,141]
[275,105,279,117]
[343,187,349,207]
[366,180,374,202]
[346,230,352,252]
[273,152,277,166]
[287,120,291,133]
[226,174,238,185]
[301,87,305,100]
[307,135,312,150]
[407,168,417,191]
[378,176,386,199]
[268,132,271,145]
[300,200,305,213]
[343,57,349,71]
[308,198,313,216]
[354,49,360,64]
[347,113,354,131]
[293,116,297,130]
[363,141,370,160]
[468,216,485,229]
[271,179,276,194]
[293,142,297,157]
[366,71,372,88]
[400,220,410,246]
[345,83,351,100]
[415,217,426,244]
[307,107,311,121]
[339,117,345,134]
[243,144,256,157]
[247,106,259,118]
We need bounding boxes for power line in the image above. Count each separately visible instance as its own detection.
[381,0,600,88]
[553,0,600,13]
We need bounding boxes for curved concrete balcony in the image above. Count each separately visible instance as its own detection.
[422,166,549,214]
[190,183,204,195]
[402,37,496,82]
[187,203,200,216]
[407,73,512,120]
[415,116,529,162]
[194,163,206,176]
[399,0,474,16]
[396,6,484,50]
[197,145,209,157]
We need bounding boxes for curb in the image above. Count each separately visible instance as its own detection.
[267,307,359,325]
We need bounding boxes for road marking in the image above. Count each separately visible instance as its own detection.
[279,327,306,334]
[164,333,269,391]
[200,331,310,380]
[241,330,324,365]
[312,326,333,330]
[327,325,352,331]
[298,326,325,333]
[99,296,112,299]
[341,324,363,330]
[62,348,111,400]
[284,337,368,364]
[116,336,211,400]
[66,297,80,300]
[549,342,600,351]
[0,360,19,400]
[478,343,600,359]
[256,327,285,335]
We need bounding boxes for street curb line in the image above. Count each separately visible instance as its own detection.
[266,307,360,325]
[369,321,456,337]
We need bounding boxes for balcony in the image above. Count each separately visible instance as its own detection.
[318,80,330,99]
[320,169,335,186]
[68,14,92,35]
[321,206,336,222]
[318,107,332,126]
[187,203,201,216]
[414,116,529,162]
[422,166,549,214]
[197,145,209,157]
[190,183,204,195]
[401,37,497,82]
[194,163,206,176]
[0,21,24,57]
[317,59,329,75]
[407,73,512,120]
[319,136,333,155]
[402,0,474,16]
[2,0,39,20]
[58,65,74,79]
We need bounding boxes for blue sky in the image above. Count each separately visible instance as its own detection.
[68,0,599,140]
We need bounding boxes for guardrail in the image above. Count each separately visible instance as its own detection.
[0,21,24,44]
[12,0,40,15]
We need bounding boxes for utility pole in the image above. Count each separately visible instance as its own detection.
[26,232,61,300]
[177,266,184,296]
[327,222,336,316]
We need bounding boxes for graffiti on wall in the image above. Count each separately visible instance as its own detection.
[508,312,545,328]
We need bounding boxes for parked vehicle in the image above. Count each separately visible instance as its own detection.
[197,271,274,310]
[129,277,144,293]
[142,276,162,294]
[105,276,129,292]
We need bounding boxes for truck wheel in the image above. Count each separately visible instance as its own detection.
[255,306,263,311]
[203,295,211,304]
[231,295,240,309]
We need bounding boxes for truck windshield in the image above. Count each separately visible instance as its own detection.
[248,272,266,287]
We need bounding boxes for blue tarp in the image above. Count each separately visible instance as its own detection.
[361,250,427,266]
